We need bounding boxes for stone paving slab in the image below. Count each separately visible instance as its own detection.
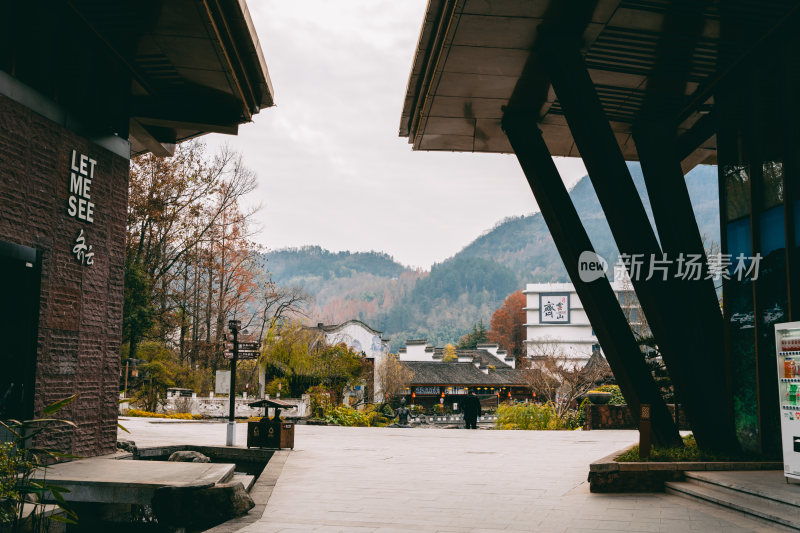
[36,455,234,504]
[118,419,787,532]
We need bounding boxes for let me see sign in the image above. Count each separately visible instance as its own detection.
[67,150,96,223]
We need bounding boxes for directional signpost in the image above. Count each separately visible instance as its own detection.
[223,341,260,360]
[224,350,259,360]
[226,320,240,446]
[224,323,262,446]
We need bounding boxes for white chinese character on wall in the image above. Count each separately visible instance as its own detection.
[72,229,94,266]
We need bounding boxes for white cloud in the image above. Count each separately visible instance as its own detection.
[205,1,587,269]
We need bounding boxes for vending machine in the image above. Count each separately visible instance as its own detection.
[776,321,800,480]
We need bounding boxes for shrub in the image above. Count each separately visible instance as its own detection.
[495,402,581,430]
[126,409,203,420]
[324,405,369,427]
[616,435,739,462]
[1,395,80,529]
[595,384,625,405]
[362,404,391,427]
[265,377,289,396]
[307,384,332,418]
[577,397,591,427]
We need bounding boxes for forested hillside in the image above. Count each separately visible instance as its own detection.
[265,163,720,349]
[454,163,719,282]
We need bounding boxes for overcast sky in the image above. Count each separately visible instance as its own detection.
[205,1,587,270]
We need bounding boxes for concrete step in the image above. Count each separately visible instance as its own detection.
[685,470,800,508]
[219,466,235,483]
[665,474,800,531]
[231,473,255,492]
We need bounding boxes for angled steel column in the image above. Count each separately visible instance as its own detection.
[536,28,738,452]
[502,111,681,447]
[633,130,731,420]
[631,0,734,449]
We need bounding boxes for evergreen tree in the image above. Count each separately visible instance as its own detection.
[456,320,488,349]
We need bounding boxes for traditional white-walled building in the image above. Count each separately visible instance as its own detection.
[398,341,515,369]
[395,341,528,407]
[311,320,389,360]
[524,265,634,366]
[307,320,389,403]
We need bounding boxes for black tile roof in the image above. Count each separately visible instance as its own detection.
[402,361,527,387]
[431,348,512,369]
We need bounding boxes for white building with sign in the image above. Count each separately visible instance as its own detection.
[524,265,634,366]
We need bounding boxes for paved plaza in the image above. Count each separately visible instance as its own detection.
[119,419,783,532]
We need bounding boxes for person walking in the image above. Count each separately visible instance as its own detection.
[462,390,481,429]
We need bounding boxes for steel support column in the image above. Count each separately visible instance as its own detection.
[502,111,681,447]
[630,0,731,444]
[633,128,731,402]
[536,28,738,452]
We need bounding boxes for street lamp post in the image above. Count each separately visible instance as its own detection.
[226,319,240,446]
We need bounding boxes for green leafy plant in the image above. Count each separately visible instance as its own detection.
[594,384,625,405]
[307,385,332,419]
[616,435,743,462]
[362,404,392,427]
[495,402,581,430]
[324,405,369,427]
[0,395,81,530]
[577,397,591,427]
[265,377,290,396]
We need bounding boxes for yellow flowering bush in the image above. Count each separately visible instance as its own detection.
[126,409,203,420]
[495,402,581,430]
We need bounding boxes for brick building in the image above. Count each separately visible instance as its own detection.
[0,1,273,457]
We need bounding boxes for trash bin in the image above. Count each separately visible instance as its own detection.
[246,398,295,449]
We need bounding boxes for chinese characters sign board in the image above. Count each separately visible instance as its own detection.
[540,293,570,324]
[67,150,97,266]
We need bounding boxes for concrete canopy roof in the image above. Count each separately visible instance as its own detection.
[69,0,274,156]
[399,0,795,169]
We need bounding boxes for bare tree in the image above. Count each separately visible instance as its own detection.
[376,354,414,403]
[253,285,309,343]
[125,142,259,358]
[523,340,609,416]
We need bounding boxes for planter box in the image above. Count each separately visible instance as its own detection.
[588,446,782,493]
[587,392,612,404]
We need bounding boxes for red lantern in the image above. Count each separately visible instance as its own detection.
[412,392,416,399]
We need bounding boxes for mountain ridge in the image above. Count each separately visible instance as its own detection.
[264,163,720,349]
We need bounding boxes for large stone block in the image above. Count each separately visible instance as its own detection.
[152,482,255,529]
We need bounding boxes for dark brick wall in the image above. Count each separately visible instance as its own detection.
[0,94,128,457]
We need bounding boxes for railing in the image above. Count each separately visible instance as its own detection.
[119,394,309,418]
[410,414,498,424]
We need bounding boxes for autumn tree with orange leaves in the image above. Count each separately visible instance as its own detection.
[123,142,308,400]
[487,290,527,363]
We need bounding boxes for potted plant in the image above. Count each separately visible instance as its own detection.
[587,390,613,404]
